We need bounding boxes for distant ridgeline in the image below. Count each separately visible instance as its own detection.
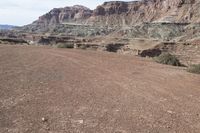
[0,25,15,30]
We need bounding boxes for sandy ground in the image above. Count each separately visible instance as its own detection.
[0,45,200,133]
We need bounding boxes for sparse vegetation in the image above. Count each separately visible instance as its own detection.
[139,49,162,57]
[79,45,88,49]
[154,53,182,66]
[187,64,200,74]
[57,43,74,48]
[106,43,124,52]
[0,38,27,44]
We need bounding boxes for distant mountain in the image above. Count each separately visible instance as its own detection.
[0,25,15,30]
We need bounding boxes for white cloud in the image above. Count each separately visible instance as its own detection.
[0,0,134,26]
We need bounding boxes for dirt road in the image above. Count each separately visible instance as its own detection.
[0,45,200,133]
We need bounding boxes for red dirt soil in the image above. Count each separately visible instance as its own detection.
[0,45,200,133]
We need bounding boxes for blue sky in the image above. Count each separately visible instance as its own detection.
[0,0,134,26]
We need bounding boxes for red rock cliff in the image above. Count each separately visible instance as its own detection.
[30,0,200,28]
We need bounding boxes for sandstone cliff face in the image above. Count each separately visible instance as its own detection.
[31,0,200,28]
[90,0,199,26]
[35,5,92,27]
[23,0,200,33]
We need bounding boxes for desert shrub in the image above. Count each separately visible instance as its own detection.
[79,45,88,50]
[0,38,27,44]
[187,64,200,74]
[57,43,74,48]
[139,49,162,57]
[106,43,124,52]
[154,53,182,66]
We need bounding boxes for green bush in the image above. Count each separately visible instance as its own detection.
[57,43,74,48]
[79,45,88,50]
[187,64,200,74]
[155,53,182,66]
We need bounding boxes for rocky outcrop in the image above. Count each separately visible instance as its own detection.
[34,5,92,27]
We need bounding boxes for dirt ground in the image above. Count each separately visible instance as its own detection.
[0,45,200,133]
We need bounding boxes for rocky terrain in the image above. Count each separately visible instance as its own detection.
[1,0,200,65]
[1,1,200,132]
[0,45,200,133]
